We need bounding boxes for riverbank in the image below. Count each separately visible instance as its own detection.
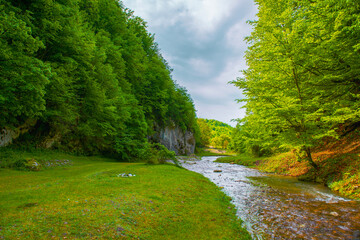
[216,129,360,200]
[182,156,360,240]
[0,149,251,239]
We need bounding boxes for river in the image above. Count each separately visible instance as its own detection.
[180,156,360,240]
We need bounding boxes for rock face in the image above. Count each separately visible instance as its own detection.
[39,132,62,149]
[0,128,18,147]
[0,119,37,147]
[154,125,195,155]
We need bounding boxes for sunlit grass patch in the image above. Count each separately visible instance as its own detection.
[196,147,231,157]
[215,154,266,167]
[0,150,251,239]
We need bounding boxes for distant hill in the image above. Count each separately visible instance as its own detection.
[197,118,233,149]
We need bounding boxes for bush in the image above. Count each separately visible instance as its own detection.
[1,158,42,171]
[145,143,176,165]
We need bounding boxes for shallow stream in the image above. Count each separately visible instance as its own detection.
[180,156,360,240]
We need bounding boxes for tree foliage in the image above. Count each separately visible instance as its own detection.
[232,0,360,167]
[0,0,198,161]
[197,118,233,149]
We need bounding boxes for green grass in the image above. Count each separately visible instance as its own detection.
[215,154,266,167]
[195,147,231,157]
[0,149,251,239]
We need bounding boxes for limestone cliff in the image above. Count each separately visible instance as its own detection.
[0,120,37,147]
[1,120,196,156]
[0,128,18,147]
[152,125,195,155]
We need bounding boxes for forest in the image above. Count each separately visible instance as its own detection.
[197,118,233,149]
[0,0,198,161]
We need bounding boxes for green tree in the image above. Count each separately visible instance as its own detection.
[0,1,50,128]
[233,0,360,169]
[197,118,211,146]
[197,118,233,149]
[211,134,231,149]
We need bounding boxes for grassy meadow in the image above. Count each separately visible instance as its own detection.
[0,149,251,239]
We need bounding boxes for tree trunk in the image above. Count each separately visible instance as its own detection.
[305,147,318,170]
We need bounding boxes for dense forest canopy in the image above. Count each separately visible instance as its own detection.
[232,0,360,164]
[0,0,198,160]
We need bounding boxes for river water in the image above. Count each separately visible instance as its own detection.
[180,156,360,240]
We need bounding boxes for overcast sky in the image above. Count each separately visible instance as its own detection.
[121,0,258,126]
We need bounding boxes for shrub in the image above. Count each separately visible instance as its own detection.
[145,143,176,165]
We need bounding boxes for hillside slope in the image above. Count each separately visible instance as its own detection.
[0,0,198,159]
[257,128,360,199]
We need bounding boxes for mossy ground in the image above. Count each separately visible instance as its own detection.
[0,149,251,239]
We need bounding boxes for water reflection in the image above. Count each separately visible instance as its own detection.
[180,156,360,240]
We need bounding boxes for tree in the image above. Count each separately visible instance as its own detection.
[197,119,211,146]
[211,134,231,149]
[197,118,233,149]
[0,1,50,128]
[233,0,360,169]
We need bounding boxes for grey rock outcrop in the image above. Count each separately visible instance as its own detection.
[0,128,18,147]
[153,125,195,155]
[0,119,37,147]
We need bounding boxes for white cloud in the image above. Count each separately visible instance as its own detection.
[159,51,177,70]
[226,21,251,51]
[180,0,239,36]
[190,82,237,101]
[226,4,257,51]
[214,57,247,84]
[186,56,247,123]
[188,58,213,76]
[123,0,241,38]
[194,98,246,127]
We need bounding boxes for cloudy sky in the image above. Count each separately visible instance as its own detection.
[121,0,258,126]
